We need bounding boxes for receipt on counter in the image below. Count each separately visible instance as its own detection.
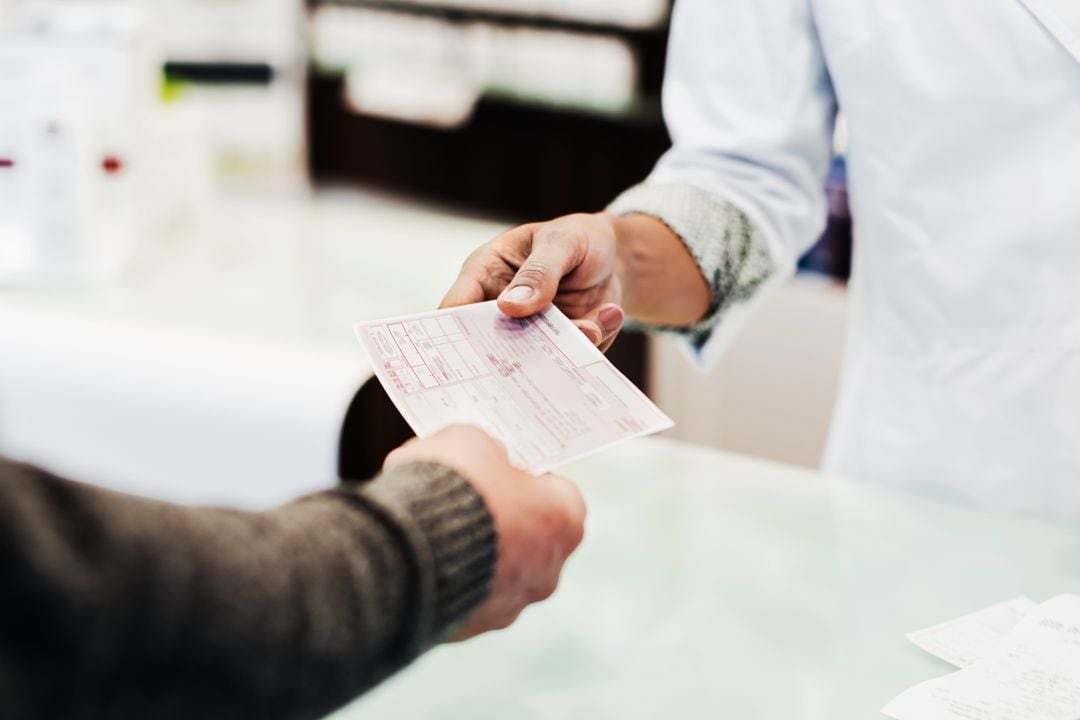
[354,301,673,474]
[907,597,1037,668]
[883,595,1080,720]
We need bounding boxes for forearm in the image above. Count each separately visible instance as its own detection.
[607,182,778,342]
[608,211,712,328]
[0,459,495,720]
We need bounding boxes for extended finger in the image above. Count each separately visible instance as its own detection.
[574,303,624,352]
[572,319,604,347]
[440,274,487,309]
[543,474,586,550]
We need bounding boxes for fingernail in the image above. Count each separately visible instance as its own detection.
[501,286,536,304]
[597,305,624,335]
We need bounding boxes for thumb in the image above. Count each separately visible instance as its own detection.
[544,474,587,544]
[497,229,584,318]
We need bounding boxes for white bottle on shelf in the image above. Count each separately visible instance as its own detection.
[1,2,166,285]
[20,63,97,284]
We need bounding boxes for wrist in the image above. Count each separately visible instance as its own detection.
[596,210,631,309]
[362,462,497,646]
[605,210,711,327]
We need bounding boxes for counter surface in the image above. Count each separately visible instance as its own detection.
[338,437,1080,720]
[0,190,505,506]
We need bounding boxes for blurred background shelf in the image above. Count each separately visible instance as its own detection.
[306,0,672,32]
[308,78,669,219]
[309,0,671,34]
[306,0,672,218]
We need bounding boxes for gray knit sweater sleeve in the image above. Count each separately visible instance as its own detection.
[0,457,496,720]
[607,181,777,346]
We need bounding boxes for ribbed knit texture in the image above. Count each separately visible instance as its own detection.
[360,462,497,648]
[608,181,776,345]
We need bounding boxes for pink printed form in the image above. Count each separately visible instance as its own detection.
[354,301,673,473]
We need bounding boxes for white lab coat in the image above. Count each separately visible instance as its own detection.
[651,0,1080,517]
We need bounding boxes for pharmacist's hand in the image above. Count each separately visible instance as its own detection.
[441,213,625,352]
[384,425,586,640]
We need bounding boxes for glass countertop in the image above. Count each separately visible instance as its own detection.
[336,437,1080,720]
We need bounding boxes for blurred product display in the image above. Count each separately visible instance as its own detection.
[306,0,671,221]
[161,62,307,193]
[0,2,160,285]
[155,0,305,66]
[155,0,308,193]
[312,5,640,126]
[0,0,310,288]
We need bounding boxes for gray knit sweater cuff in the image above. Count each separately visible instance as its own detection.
[607,181,776,345]
[360,461,496,652]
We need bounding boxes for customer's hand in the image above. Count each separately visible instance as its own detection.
[440,213,626,352]
[384,425,586,640]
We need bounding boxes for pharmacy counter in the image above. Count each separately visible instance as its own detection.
[0,189,506,507]
[337,437,1080,720]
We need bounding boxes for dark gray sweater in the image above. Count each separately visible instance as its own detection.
[0,457,497,720]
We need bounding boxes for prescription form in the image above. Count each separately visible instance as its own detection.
[354,301,673,474]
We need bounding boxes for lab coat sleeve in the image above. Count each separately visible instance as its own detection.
[609,0,837,355]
